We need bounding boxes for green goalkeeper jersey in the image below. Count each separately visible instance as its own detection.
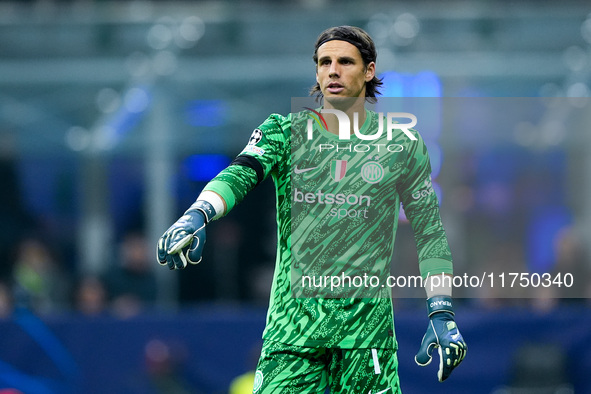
[203,108,452,349]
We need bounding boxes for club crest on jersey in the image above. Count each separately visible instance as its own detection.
[361,157,384,184]
[330,160,348,182]
[248,128,263,145]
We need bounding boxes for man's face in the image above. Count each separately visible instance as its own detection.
[315,40,375,104]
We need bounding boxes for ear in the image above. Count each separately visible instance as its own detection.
[365,61,376,82]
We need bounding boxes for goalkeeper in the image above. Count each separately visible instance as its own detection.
[157,25,466,393]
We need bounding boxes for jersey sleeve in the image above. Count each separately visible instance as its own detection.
[398,132,453,279]
[201,113,288,214]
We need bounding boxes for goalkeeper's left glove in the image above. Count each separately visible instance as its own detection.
[415,295,467,382]
[157,200,216,270]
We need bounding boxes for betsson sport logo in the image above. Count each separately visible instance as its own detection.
[293,187,371,220]
[304,107,417,153]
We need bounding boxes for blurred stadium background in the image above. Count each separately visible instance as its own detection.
[0,0,591,393]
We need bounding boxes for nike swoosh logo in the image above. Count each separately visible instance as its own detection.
[294,166,318,174]
[371,389,391,394]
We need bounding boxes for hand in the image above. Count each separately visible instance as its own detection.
[157,201,215,269]
[415,297,467,382]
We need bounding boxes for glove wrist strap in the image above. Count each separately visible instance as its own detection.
[186,200,216,224]
[426,295,454,317]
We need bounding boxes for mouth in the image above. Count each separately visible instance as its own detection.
[326,82,344,94]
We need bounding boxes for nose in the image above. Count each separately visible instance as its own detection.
[329,61,340,77]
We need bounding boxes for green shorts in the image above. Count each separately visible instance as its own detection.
[252,340,401,393]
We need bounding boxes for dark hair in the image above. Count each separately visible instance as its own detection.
[310,26,383,103]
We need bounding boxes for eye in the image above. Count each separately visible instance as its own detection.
[320,59,331,66]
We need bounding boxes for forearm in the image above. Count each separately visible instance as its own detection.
[198,163,261,218]
[402,186,453,279]
[424,273,452,298]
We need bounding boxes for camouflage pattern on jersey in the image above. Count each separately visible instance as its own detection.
[202,107,452,349]
[291,108,407,299]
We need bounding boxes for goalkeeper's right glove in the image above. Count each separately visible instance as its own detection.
[157,200,216,270]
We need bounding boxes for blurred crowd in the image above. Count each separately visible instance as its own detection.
[0,222,589,321]
[0,231,157,319]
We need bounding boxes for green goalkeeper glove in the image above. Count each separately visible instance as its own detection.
[157,200,216,270]
[415,295,467,382]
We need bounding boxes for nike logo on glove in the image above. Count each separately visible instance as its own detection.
[294,166,318,174]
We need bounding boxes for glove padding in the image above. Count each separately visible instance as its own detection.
[157,209,206,270]
[415,311,467,382]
